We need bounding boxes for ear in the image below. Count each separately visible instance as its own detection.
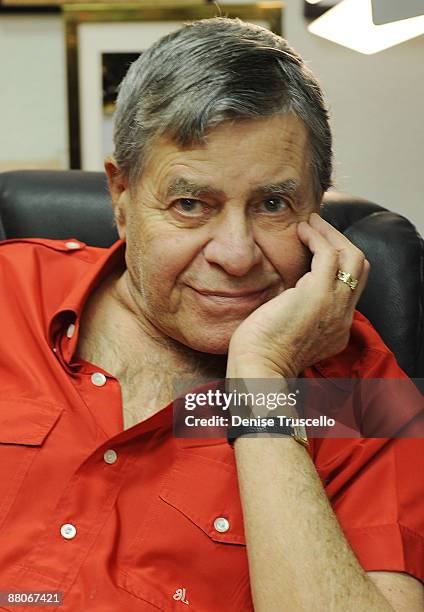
[104,156,130,241]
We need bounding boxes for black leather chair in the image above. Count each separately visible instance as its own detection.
[0,169,423,383]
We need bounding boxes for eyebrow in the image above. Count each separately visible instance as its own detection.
[164,177,300,200]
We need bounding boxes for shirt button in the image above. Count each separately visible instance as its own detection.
[214,517,230,533]
[60,523,77,539]
[66,323,75,339]
[65,241,81,250]
[103,449,118,464]
[91,372,106,387]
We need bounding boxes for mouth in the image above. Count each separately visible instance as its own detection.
[187,285,272,312]
[194,288,268,298]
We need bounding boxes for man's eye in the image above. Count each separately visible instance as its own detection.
[259,198,289,213]
[173,199,205,215]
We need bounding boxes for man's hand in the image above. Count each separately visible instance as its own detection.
[228,212,370,379]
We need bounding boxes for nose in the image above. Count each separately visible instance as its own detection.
[202,211,262,276]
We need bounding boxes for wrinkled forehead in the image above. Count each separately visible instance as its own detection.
[137,114,315,198]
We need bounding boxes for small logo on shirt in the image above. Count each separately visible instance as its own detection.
[173,588,189,604]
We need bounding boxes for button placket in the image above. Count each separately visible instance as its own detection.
[21,445,133,591]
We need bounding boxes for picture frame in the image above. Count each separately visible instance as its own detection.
[64,1,284,169]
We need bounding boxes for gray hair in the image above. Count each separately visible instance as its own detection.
[113,17,332,200]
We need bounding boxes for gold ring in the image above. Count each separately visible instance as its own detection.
[336,269,358,291]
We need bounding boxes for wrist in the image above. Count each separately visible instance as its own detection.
[227,340,298,379]
[227,417,309,449]
[226,358,297,380]
[223,377,308,448]
[226,349,283,380]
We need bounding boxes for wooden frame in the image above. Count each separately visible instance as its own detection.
[64,1,284,169]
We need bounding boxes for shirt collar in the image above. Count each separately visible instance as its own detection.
[48,239,126,366]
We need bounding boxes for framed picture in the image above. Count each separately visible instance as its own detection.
[64,1,284,170]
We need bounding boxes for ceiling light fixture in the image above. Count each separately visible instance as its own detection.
[307,0,424,54]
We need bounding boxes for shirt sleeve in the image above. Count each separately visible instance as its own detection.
[311,346,424,584]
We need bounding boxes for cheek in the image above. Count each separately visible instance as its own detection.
[264,231,311,286]
[126,228,201,307]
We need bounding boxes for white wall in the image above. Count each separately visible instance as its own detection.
[282,0,424,234]
[0,4,423,233]
[0,15,67,170]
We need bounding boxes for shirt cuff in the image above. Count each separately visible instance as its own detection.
[343,523,424,583]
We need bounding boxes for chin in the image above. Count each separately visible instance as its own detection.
[177,327,234,355]
[186,335,231,355]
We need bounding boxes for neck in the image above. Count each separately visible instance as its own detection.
[76,269,228,382]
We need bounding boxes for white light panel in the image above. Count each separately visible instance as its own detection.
[308,0,424,54]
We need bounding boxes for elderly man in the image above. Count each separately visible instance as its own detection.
[0,17,423,612]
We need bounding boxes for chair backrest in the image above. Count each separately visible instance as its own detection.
[1,169,423,379]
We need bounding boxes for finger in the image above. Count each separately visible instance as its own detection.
[296,220,341,289]
[309,213,359,252]
[308,213,368,301]
[350,258,370,308]
[298,217,368,306]
[309,213,366,278]
[299,215,358,265]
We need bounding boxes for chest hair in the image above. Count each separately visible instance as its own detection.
[78,330,227,429]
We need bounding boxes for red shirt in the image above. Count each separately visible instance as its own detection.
[0,237,423,612]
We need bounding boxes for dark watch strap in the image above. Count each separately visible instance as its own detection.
[227,422,295,446]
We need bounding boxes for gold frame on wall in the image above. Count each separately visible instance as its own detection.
[64,1,284,169]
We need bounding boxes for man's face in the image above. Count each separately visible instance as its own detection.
[111,114,321,354]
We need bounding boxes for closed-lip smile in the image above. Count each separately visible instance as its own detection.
[194,288,266,297]
[187,285,272,311]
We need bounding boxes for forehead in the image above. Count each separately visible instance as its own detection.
[141,114,313,197]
